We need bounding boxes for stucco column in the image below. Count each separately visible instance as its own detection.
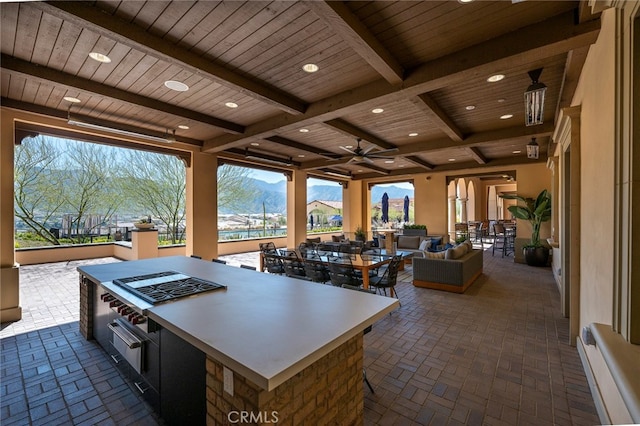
[186,151,218,260]
[448,196,457,241]
[0,111,21,322]
[343,180,365,238]
[286,170,307,248]
[459,197,468,224]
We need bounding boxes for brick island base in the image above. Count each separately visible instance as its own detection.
[206,334,364,425]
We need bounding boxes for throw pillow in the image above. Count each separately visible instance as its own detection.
[398,235,420,249]
[418,239,431,251]
[464,240,473,252]
[426,251,446,259]
[445,244,468,260]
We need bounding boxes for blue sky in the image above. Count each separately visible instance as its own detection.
[248,169,413,189]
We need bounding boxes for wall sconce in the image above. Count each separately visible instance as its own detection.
[524,68,546,126]
[527,137,539,159]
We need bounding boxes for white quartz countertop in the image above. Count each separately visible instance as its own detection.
[78,256,398,391]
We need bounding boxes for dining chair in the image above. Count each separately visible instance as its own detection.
[492,223,507,257]
[282,251,308,280]
[327,255,362,287]
[263,252,285,275]
[297,242,314,258]
[369,255,402,301]
[303,253,330,284]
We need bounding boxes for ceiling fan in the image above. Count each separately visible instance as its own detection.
[339,138,398,164]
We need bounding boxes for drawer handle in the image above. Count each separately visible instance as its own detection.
[108,321,142,349]
[134,381,148,394]
[110,354,121,364]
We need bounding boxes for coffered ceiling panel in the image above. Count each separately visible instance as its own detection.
[1,0,601,180]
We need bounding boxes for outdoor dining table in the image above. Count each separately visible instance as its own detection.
[260,248,413,290]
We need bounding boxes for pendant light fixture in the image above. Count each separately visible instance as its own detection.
[524,68,546,126]
[526,137,539,159]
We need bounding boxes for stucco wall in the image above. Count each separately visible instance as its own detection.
[573,8,616,334]
[572,7,635,424]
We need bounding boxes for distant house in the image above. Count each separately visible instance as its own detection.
[307,200,342,227]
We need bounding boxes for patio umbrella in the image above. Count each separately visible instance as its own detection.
[403,195,409,222]
[329,215,342,223]
[381,192,389,223]
[309,214,314,229]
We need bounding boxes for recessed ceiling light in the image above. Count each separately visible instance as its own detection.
[250,142,260,146]
[497,98,506,103]
[487,74,505,83]
[357,169,363,172]
[345,145,353,149]
[63,96,81,103]
[302,63,319,73]
[178,124,190,130]
[164,80,189,92]
[88,52,111,63]
[448,158,456,162]
[458,0,474,3]
[409,132,418,137]
[299,128,309,133]
[399,164,405,168]
[372,108,384,114]
[465,105,476,111]
[500,114,514,119]
[225,102,238,108]
[384,160,395,164]
[298,154,305,158]
[512,150,521,154]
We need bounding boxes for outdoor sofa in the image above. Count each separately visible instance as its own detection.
[412,243,483,293]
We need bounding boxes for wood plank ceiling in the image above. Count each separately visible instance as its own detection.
[0,1,601,181]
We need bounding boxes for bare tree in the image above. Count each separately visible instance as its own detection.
[217,164,259,213]
[61,142,123,242]
[119,151,186,244]
[14,136,66,244]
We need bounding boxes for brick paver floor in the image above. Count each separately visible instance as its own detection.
[1,251,599,425]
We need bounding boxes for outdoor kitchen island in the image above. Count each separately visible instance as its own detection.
[78,256,398,425]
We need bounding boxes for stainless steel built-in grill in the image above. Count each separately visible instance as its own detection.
[112,271,226,305]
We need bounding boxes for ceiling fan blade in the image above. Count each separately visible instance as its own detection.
[372,147,399,155]
[339,146,357,155]
[362,156,374,164]
[362,145,376,155]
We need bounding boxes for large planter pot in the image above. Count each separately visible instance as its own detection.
[402,228,427,237]
[523,246,549,267]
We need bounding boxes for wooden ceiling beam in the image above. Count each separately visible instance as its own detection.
[404,155,434,171]
[33,1,307,115]
[298,123,553,170]
[352,162,391,175]
[391,122,555,156]
[203,11,599,152]
[264,136,337,159]
[1,55,245,134]
[305,1,404,85]
[323,119,396,150]
[467,147,488,164]
[352,156,546,180]
[410,93,464,142]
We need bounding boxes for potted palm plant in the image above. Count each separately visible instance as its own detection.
[354,225,367,242]
[500,189,551,266]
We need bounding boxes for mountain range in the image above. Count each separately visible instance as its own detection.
[226,178,414,214]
